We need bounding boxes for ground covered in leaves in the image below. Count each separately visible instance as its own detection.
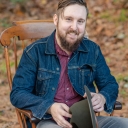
[0,0,128,127]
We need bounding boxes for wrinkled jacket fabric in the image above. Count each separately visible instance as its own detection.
[10,30,118,120]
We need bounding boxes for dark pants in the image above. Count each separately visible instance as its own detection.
[37,116,128,128]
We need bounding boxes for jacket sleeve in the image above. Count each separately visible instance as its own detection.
[94,45,119,113]
[10,49,53,120]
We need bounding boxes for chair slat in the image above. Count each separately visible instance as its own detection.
[13,37,18,70]
[13,19,53,25]
[21,40,25,50]
[4,47,12,90]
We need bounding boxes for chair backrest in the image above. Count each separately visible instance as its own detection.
[0,20,55,90]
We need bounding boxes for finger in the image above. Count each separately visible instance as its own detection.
[91,95,97,103]
[62,119,72,128]
[61,104,72,118]
[56,116,66,127]
[57,121,66,128]
[57,122,68,128]
[90,92,96,97]
[60,109,72,118]
[91,97,101,106]
[93,100,104,111]
[61,104,70,112]
[94,106,104,112]
[91,93,101,103]
[57,116,72,128]
[93,103,102,110]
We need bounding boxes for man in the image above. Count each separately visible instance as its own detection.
[10,0,128,128]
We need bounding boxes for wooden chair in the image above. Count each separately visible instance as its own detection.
[0,20,122,128]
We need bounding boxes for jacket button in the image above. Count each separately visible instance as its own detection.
[52,87,55,91]
[56,68,59,71]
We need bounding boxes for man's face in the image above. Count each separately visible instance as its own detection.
[53,4,87,52]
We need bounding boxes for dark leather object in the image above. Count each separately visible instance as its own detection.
[69,86,98,128]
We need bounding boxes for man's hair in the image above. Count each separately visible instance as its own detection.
[57,0,89,17]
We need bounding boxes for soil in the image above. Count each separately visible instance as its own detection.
[0,0,128,127]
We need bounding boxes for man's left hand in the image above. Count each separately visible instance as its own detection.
[83,93,106,112]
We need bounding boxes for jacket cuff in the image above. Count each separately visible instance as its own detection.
[32,100,54,120]
[99,91,113,113]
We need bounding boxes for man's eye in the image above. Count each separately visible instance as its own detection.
[66,18,71,21]
[78,20,84,24]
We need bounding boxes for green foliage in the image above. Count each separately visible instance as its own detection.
[105,57,111,63]
[0,18,11,28]
[119,9,128,22]
[10,0,26,4]
[116,75,123,81]
[100,12,110,19]
[120,89,128,98]
[0,61,6,75]
[0,60,15,76]
[113,0,120,3]
[100,9,128,23]
[115,75,128,86]
[88,13,93,18]
[0,46,3,54]
[0,110,4,116]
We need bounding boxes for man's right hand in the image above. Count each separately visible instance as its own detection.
[47,103,72,128]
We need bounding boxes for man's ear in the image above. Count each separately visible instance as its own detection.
[53,14,58,26]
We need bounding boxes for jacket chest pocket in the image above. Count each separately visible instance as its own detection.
[78,64,94,87]
[36,70,54,96]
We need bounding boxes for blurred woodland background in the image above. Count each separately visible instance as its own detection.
[0,0,128,127]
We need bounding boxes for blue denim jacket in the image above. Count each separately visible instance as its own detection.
[10,30,118,120]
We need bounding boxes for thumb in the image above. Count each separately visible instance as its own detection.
[90,92,95,97]
[83,92,95,98]
[83,93,87,98]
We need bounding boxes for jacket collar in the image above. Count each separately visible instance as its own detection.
[45,30,56,55]
[45,30,88,55]
[76,39,88,53]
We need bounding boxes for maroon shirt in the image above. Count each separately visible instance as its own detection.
[54,39,83,107]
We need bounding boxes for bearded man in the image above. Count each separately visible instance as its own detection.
[10,0,128,128]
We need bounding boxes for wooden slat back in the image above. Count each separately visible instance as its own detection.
[13,19,53,25]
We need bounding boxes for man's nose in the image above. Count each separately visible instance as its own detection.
[70,21,78,30]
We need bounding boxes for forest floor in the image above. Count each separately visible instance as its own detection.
[0,0,128,127]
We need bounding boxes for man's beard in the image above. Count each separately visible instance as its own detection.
[57,28,84,52]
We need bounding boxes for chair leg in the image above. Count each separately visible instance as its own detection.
[110,111,114,116]
[31,122,36,128]
[16,109,24,128]
[21,114,27,128]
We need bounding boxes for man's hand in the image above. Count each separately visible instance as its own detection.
[83,92,106,112]
[47,103,72,128]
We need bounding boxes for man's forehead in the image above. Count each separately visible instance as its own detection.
[64,4,86,11]
[62,4,87,19]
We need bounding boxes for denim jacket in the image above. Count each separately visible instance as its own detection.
[10,30,118,120]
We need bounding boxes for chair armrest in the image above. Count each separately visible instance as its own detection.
[113,101,122,110]
[16,108,40,123]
